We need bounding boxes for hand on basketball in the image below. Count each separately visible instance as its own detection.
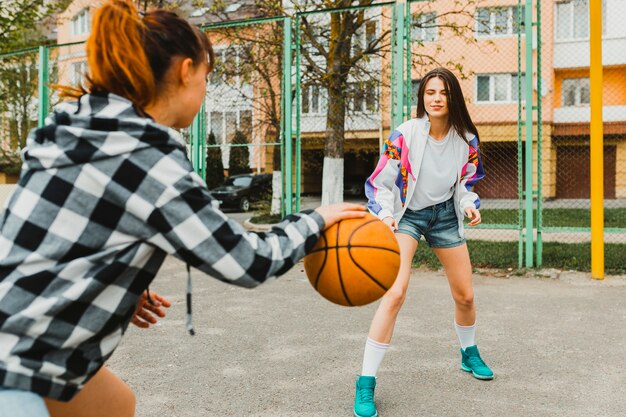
[465,207,481,226]
[131,290,171,329]
[382,216,398,231]
[314,203,367,228]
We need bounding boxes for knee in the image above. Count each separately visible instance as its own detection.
[453,291,474,308]
[383,287,407,311]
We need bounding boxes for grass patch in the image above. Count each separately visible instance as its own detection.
[480,208,626,228]
[249,213,282,224]
[412,240,626,275]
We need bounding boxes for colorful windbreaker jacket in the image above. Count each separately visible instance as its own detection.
[0,93,325,401]
[365,116,485,238]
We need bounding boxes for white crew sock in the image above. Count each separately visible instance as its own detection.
[455,322,476,350]
[360,337,390,377]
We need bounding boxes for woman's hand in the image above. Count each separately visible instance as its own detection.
[130,290,171,329]
[314,203,367,229]
[382,216,398,231]
[465,207,481,226]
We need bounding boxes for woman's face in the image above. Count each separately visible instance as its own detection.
[422,76,449,119]
[174,59,210,129]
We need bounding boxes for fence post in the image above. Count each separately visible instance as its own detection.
[38,45,49,128]
[535,0,543,267]
[282,17,293,215]
[392,0,406,130]
[523,0,534,268]
[590,0,604,279]
[294,15,302,212]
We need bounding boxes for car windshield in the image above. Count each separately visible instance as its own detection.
[224,176,252,187]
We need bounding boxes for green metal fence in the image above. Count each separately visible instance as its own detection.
[1,0,624,272]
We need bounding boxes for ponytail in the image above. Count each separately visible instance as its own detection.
[86,0,155,108]
[58,0,213,111]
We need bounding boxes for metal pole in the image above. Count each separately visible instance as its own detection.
[404,0,411,120]
[392,0,406,129]
[517,0,523,268]
[524,0,533,268]
[295,16,302,212]
[283,19,293,215]
[535,1,543,267]
[590,0,604,279]
[38,46,49,127]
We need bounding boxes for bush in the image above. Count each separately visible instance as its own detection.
[205,132,224,189]
[0,147,22,176]
[229,130,250,176]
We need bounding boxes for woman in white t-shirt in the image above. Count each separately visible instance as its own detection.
[354,67,492,417]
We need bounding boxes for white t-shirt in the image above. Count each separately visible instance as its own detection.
[407,131,457,210]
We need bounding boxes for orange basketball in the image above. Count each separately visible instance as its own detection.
[304,213,400,306]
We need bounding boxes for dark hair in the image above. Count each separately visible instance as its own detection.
[60,0,214,110]
[415,67,479,143]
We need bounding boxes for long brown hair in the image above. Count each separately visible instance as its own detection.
[59,0,214,110]
[415,67,479,143]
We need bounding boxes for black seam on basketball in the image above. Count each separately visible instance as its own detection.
[314,231,328,289]
[347,219,379,242]
[347,248,391,292]
[308,245,400,255]
[336,221,353,306]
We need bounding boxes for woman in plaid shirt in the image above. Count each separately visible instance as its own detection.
[0,1,365,416]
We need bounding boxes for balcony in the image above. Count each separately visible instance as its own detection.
[554,105,626,123]
[554,37,626,69]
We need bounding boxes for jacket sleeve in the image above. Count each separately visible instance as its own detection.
[129,152,325,288]
[458,136,485,212]
[364,130,408,220]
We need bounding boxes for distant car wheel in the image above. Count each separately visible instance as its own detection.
[239,196,250,212]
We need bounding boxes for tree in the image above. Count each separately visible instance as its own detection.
[228,130,250,176]
[205,131,224,189]
[196,1,484,204]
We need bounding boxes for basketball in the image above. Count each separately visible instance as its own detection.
[304,213,400,306]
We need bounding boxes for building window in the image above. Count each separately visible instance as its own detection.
[476,73,525,103]
[302,85,325,114]
[348,81,379,113]
[562,78,590,106]
[71,61,87,87]
[71,9,90,36]
[476,6,523,37]
[555,0,606,40]
[411,12,437,42]
[352,20,378,57]
[210,109,253,145]
[411,79,421,107]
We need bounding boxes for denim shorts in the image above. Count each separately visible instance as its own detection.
[0,388,50,417]
[396,197,465,248]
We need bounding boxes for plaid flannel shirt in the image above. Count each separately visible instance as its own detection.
[0,93,324,401]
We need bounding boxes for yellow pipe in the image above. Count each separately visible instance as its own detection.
[590,0,604,279]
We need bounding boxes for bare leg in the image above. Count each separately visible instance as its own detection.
[432,244,476,326]
[367,234,419,343]
[45,367,135,417]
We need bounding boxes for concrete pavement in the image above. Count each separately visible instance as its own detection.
[108,257,626,417]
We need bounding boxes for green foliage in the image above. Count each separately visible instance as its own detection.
[228,130,250,176]
[412,240,626,275]
[205,131,224,189]
[0,147,23,176]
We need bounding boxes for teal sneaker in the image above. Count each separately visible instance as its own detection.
[354,375,377,417]
[461,345,494,380]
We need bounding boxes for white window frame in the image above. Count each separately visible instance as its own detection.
[411,12,438,42]
[71,61,87,87]
[475,6,522,38]
[475,73,525,104]
[555,0,606,41]
[348,81,379,114]
[71,9,90,36]
[301,85,326,115]
[352,20,378,57]
[561,77,590,107]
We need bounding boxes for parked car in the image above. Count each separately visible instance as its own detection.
[344,175,366,197]
[209,173,272,212]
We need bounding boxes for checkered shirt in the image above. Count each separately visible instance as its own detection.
[0,93,324,401]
